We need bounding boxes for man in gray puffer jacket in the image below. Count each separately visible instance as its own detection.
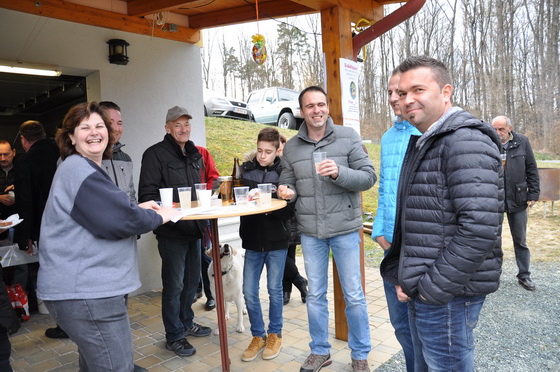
[278,86,376,372]
[381,56,504,372]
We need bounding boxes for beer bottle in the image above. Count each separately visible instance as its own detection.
[232,157,243,187]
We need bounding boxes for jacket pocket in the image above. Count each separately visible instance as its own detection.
[514,181,528,205]
[167,161,189,186]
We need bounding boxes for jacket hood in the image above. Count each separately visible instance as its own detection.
[419,107,502,150]
[242,149,257,162]
[112,141,125,153]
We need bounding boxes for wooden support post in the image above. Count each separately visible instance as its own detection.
[320,6,366,342]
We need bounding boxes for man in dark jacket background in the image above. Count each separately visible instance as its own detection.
[13,121,64,339]
[491,115,540,291]
[138,106,211,357]
[381,56,504,371]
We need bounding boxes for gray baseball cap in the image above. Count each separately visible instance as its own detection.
[166,106,192,122]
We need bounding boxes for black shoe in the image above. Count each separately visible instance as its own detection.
[185,322,211,337]
[283,291,291,305]
[205,298,216,311]
[166,338,196,357]
[192,291,203,304]
[133,364,148,372]
[45,325,69,339]
[518,277,536,291]
[296,278,308,303]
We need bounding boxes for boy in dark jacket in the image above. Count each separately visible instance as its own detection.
[239,127,292,363]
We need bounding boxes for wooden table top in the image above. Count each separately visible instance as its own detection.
[179,198,287,220]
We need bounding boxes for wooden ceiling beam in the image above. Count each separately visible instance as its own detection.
[127,0,199,17]
[0,0,200,44]
[188,1,314,29]
[293,0,385,22]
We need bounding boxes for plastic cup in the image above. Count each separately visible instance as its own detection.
[257,183,277,206]
[159,188,173,207]
[313,152,327,174]
[234,186,250,205]
[178,187,191,209]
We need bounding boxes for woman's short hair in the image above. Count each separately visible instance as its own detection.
[56,102,113,161]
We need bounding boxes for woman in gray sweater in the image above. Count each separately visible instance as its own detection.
[37,102,178,371]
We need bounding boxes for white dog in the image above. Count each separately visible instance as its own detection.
[207,243,246,334]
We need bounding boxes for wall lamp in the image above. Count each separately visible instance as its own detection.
[0,59,62,77]
[107,39,129,65]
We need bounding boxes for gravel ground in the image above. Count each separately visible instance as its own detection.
[374,259,560,371]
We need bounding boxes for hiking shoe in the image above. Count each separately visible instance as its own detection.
[352,359,371,372]
[166,338,196,357]
[241,336,266,362]
[185,322,211,337]
[300,353,332,372]
[262,333,282,360]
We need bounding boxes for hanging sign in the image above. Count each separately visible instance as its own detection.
[340,58,361,135]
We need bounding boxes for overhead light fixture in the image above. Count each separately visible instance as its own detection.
[107,39,130,65]
[0,59,62,77]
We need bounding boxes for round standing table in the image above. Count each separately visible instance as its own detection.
[180,199,287,371]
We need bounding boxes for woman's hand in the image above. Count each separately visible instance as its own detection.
[139,201,181,224]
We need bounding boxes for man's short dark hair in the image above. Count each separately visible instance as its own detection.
[299,86,328,109]
[99,101,121,112]
[397,56,452,89]
[258,127,281,149]
[20,120,46,142]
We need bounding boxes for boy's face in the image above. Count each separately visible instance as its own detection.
[256,140,280,168]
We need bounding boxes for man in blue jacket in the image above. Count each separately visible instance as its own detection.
[381,56,504,371]
[491,115,540,291]
[372,70,420,372]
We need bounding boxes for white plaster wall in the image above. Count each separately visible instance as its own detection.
[0,8,206,294]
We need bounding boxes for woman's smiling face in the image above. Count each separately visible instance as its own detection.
[68,112,108,165]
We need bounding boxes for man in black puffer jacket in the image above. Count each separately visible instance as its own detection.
[381,56,504,372]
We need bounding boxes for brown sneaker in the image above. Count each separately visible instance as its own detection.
[351,359,370,372]
[241,336,266,362]
[300,353,332,372]
[262,333,282,360]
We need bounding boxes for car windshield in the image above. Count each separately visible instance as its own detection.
[278,89,298,102]
[247,91,263,105]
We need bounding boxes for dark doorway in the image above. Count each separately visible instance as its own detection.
[0,72,87,151]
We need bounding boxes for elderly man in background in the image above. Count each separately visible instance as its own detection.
[491,115,540,291]
[138,106,212,357]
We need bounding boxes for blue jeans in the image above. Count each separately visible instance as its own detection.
[384,280,415,371]
[301,232,371,360]
[45,296,134,372]
[157,236,201,341]
[408,295,485,372]
[243,249,288,337]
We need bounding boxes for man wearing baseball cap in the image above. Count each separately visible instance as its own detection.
[138,106,212,357]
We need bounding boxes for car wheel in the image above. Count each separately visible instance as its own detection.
[278,112,296,129]
[204,106,209,117]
